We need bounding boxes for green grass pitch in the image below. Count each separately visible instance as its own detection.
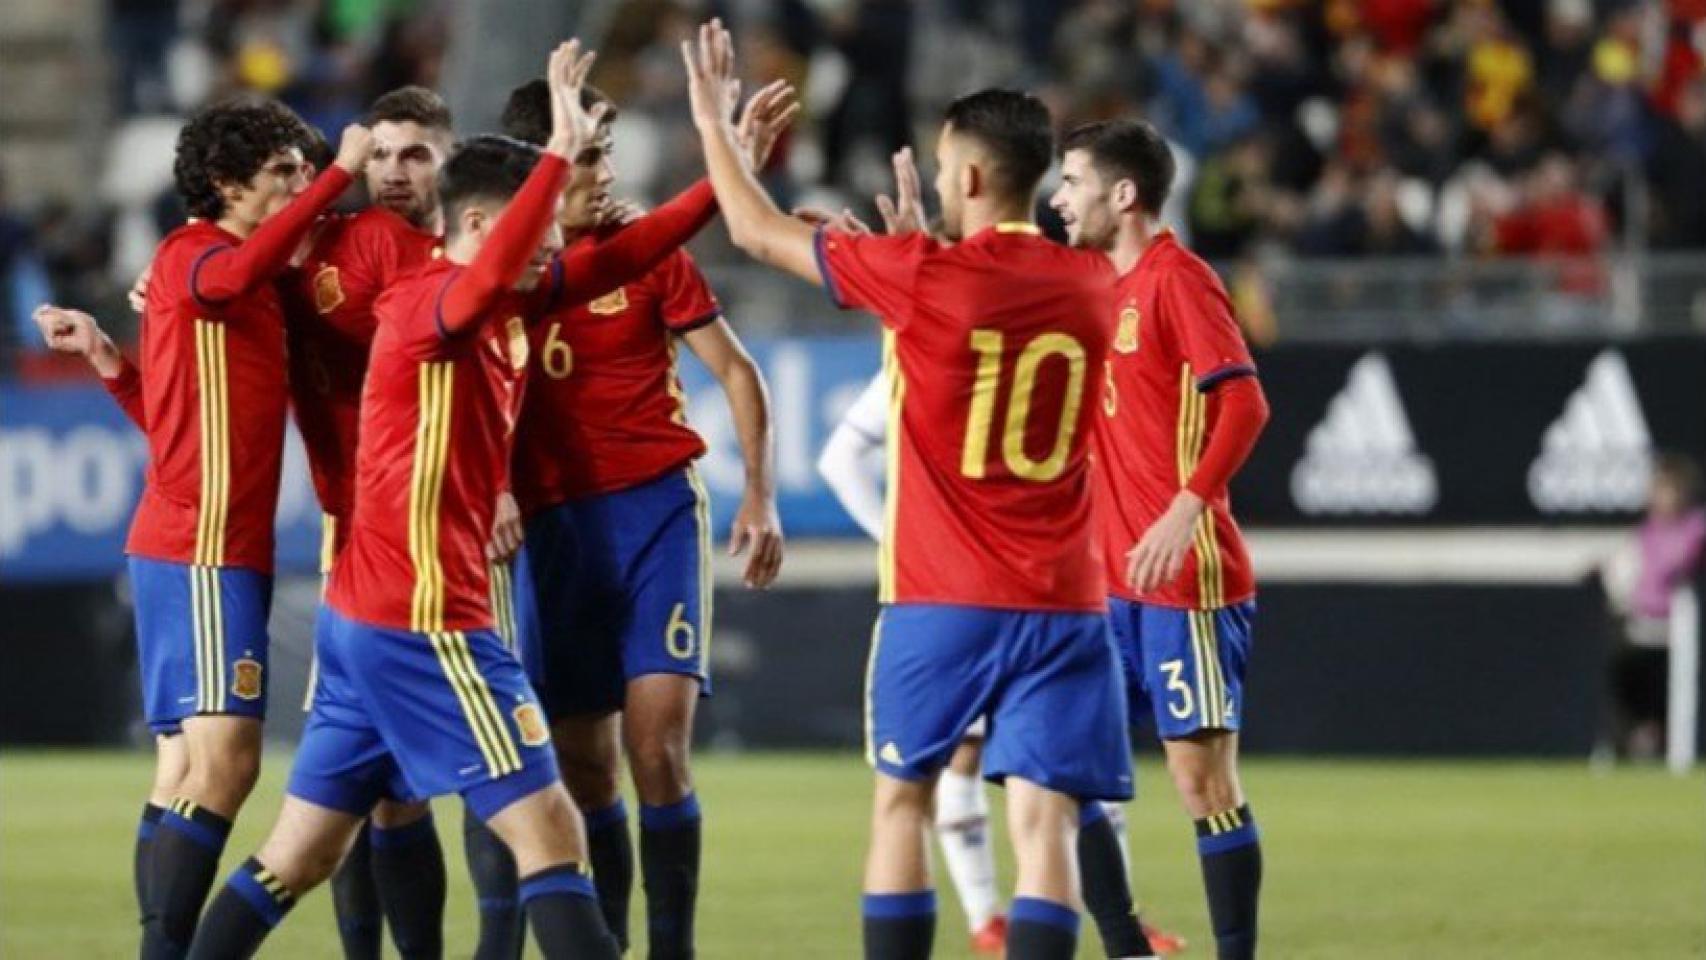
[2,751,1700,958]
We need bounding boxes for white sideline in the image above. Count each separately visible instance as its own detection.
[734,529,1629,587]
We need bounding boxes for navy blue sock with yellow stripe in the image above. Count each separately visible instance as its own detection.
[1006,896,1079,960]
[862,890,935,960]
[185,857,297,959]
[370,814,447,959]
[640,792,702,959]
[135,803,165,927]
[519,863,619,958]
[1195,804,1262,960]
[144,798,232,958]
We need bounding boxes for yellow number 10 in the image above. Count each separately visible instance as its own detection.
[960,330,1087,482]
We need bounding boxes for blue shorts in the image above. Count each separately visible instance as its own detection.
[287,607,560,821]
[1107,598,1256,739]
[520,467,712,718]
[866,603,1133,802]
[305,551,540,710]
[130,557,273,735]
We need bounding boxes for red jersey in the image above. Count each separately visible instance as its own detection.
[327,258,542,631]
[126,167,353,573]
[1093,231,1257,609]
[278,206,440,537]
[816,224,1116,612]
[512,237,719,511]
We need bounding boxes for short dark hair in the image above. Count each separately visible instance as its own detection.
[173,94,315,219]
[368,85,454,132]
[941,89,1054,200]
[439,135,544,233]
[499,79,616,147]
[1060,119,1175,215]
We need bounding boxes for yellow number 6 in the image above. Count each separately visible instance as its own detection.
[541,321,573,379]
[665,602,697,660]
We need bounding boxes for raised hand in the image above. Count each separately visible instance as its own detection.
[332,124,376,175]
[546,39,606,160]
[736,79,801,170]
[875,147,926,235]
[681,18,742,133]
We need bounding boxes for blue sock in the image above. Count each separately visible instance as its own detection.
[135,803,164,926]
[584,799,634,951]
[1196,804,1262,960]
[463,807,523,960]
[184,857,295,958]
[369,814,446,958]
[640,793,702,959]
[518,864,617,958]
[1078,801,1151,957]
[146,799,233,955]
[1007,896,1079,959]
[862,890,935,960]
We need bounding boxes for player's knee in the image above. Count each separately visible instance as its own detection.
[627,735,691,805]
[186,748,261,811]
[557,746,621,811]
[1165,752,1237,814]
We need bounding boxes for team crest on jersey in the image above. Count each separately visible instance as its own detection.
[587,287,629,315]
[1114,306,1141,353]
[231,658,263,701]
[313,266,345,314]
[512,703,550,747]
[504,316,528,371]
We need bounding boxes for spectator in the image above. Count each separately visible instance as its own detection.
[1600,455,1706,760]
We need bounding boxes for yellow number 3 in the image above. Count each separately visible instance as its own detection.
[541,321,573,379]
[960,330,1087,482]
[1160,659,1195,720]
[665,602,697,660]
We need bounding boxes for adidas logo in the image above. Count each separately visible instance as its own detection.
[878,742,904,766]
[1528,350,1652,513]
[1291,353,1437,515]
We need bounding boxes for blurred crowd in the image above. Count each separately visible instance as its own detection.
[11,0,1706,358]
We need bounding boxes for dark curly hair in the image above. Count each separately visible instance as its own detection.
[173,95,315,219]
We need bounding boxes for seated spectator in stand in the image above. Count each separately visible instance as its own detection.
[1485,153,1606,295]
[1600,455,1706,760]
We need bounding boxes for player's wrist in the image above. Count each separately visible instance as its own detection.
[89,335,125,378]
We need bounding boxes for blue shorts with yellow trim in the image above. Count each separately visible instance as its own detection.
[520,466,712,718]
[866,603,1134,802]
[287,606,559,821]
[1108,597,1255,739]
[130,557,273,735]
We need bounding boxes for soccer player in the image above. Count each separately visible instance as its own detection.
[1050,119,1271,960]
[498,77,788,959]
[683,20,1132,960]
[183,41,623,959]
[276,86,455,960]
[819,368,1009,954]
[819,364,1187,959]
[38,96,370,959]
